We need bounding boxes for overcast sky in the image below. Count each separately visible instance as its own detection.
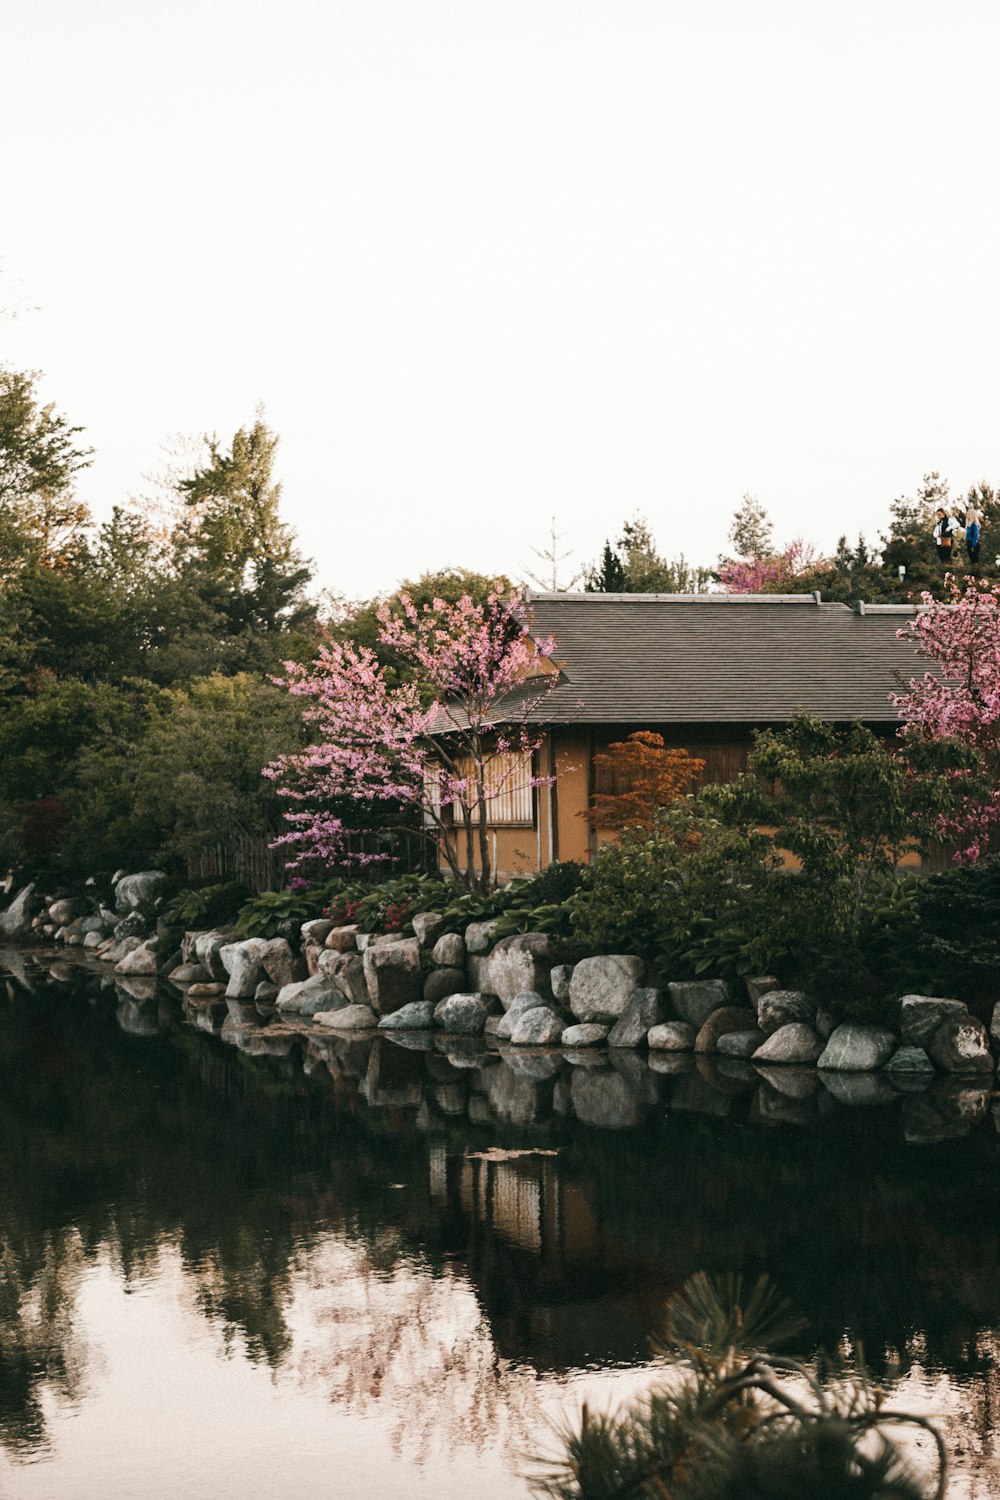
[5,0,1000,599]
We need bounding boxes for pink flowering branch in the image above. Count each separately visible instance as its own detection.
[718,539,824,593]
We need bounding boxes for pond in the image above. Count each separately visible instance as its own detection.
[1,949,999,1498]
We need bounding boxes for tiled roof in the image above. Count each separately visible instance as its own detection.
[519,593,927,725]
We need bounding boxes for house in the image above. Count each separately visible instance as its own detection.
[437,592,928,881]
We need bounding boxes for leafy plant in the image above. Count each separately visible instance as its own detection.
[162,880,250,930]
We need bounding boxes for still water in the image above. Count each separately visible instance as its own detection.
[2,949,1000,1498]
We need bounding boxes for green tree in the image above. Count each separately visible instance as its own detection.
[0,367,93,575]
[584,517,712,593]
[727,491,773,560]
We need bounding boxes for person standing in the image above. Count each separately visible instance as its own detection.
[964,504,982,565]
[932,508,959,564]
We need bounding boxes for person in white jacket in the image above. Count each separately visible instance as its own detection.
[932,508,960,564]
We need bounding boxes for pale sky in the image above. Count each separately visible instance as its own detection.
[4,0,1000,600]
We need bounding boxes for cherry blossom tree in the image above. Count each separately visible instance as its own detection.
[892,578,1000,858]
[717,538,823,593]
[265,591,557,890]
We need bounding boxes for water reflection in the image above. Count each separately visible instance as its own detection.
[1,949,1000,1495]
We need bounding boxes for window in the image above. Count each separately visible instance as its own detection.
[449,750,534,826]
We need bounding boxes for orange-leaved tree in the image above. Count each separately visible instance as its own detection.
[585,731,704,834]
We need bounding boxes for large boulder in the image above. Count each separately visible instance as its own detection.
[899,995,969,1049]
[884,1045,935,1075]
[300,918,334,947]
[465,919,499,954]
[112,911,146,942]
[411,911,445,947]
[48,898,77,926]
[757,990,814,1036]
[363,937,423,1015]
[570,955,646,1024]
[423,967,467,1005]
[550,964,573,1003]
[695,1006,757,1054]
[928,1014,994,1074]
[561,1023,608,1048]
[752,1023,824,1065]
[115,941,159,976]
[314,1004,378,1031]
[220,939,267,999]
[608,988,664,1049]
[113,871,167,913]
[717,1029,766,1058]
[378,1001,437,1031]
[430,932,465,968]
[259,937,302,989]
[496,991,549,1041]
[433,993,497,1035]
[0,884,36,942]
[324,925,359,952]
[817,1024,897,1072]
[193,932,235,983]
[648,1021,697,1051]
[487,933,554,1005]
[667,979,730,1029]
[745,975,780,1006]
[509,1007,564,1046]
[276,974,347,1016]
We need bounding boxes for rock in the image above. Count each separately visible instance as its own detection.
[509,1007,564,1046]
[695,1006,758,1054]
[378,1001,437,1030]
[570,955,646,1024]
[304,943,323,976]
[114,871,167,912]
[647,1021,697,1051]
[744,975,780,1006]
[561,1023,608,1047]
[466,954,490,991]
[103,936,143,965]
[496,991,549,1041]
[258,937,302,989]
[300,919,334,947]
[928,1014,994,1074]
[169,962,208,984]
[315,1004,379,1031]
[433,993,497,1034]
[667,979,730,1028]
[815,1009,837,1040]
[757,990,814,1035]
[884,1045,935,1075]
[500,1047,562,1081]
[465,919,499,954]
[430,931,465,968]
[220,938,266,999]
[82,931,104,950]
[991,1001,1000,1049]
[193,931,234,982]
[276,974,347,1016]
[187,982,226,999]
[817,1024,897,1072]
[571,1069,641,1129]
[324,925,359,952]
[551,964,573,1003]
[255,981,279,1004]
[487,933,554,1005]
[716,1029,766,1058]
[608,988,664,1048]
[752,1023,824,1065]
[48,898,77,925]
[112,911,146,942]
[363,937,423,1015]
[754,1065,818,1101]
[412,911,445,947]
[899,994,969,1048]
[423,967,467,1005]
[115,942,159,976]
[326,952,369,1007]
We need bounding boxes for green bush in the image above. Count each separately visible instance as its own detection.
[162,880,250,930]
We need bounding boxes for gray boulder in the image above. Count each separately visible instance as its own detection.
[608,988,664,1048]
[315,1004,378,1030]
[276,974,347,1016]
[423,967,467,1005]
[83,931,104,950]
[884,1045,935,1075]
[899,994,970,1048]
[193,931,234,982]
[48,898,77,926]
[0,884,37,941]
[820,1071,898,1108]
[487,933,554,1005]
[695,1006,758,1054]
[496,991,549,1041]
[431,931,465,968]
[817,1023,897,1072]
[113,911,146,942]
[325,951,369,1007]
[465,919,499,954]
[561,1023,608,1048]
[667,979,730,1028]
[363,937,423,1015]
[220,939,267,999]
[570,955,646,1024]
[114,871,167,913]
[757,990,814,1036]
[509,1007,564,1046]
[300,918,335,947]
[648,1021,697,1051]
[411,911,445,947]
[433,993,497,1034]
[928,1014,994,1073]
[752,1023,824,1065]
[717,1029,766,1057]
[324,925,359,952]
[115,941,159,976]
[744,975,780,1006]
[378,1001,436,1030]
[103,935,143,965]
